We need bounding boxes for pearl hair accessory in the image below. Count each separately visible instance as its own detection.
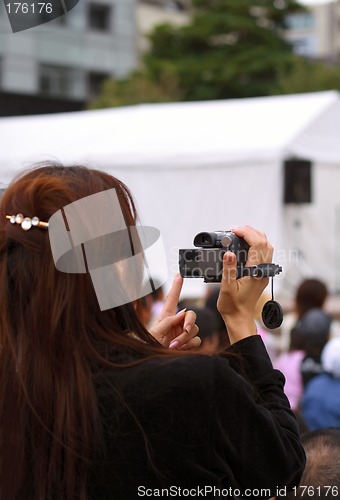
[6,213,49,231]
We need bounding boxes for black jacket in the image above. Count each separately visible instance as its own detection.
[88,336,306,499]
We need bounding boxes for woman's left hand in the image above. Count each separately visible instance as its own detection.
[149,274,201,350]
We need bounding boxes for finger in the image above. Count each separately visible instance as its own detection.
[150,313,183,342]
[178,336,202,350]
[217,252,238,317]
[169,323,200,349]
[160,273,183,318]
[182,310,197,336]
[230,225,267,247]
[220,251,238,290]
[231,226,273,266]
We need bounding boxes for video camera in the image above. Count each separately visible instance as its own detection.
[179,230,282,283]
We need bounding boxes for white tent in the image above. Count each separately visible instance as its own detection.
[1,90,340,299]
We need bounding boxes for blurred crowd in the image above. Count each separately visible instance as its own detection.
[140,277,340,434]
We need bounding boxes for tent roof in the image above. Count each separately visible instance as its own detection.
[0,90,339,185]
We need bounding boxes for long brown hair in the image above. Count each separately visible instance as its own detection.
[0,164,175,499]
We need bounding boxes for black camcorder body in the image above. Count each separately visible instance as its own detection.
[179,230,284,328]
[179,231,249,283]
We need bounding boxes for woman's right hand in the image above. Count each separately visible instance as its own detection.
[217,226,273,345]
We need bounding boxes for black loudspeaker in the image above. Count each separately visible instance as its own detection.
[284,158,312,204]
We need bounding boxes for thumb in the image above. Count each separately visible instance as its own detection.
[217,252,238,318]
[221,251,238,285]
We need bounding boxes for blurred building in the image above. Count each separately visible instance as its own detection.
[138,1,340,61]
[0,0,137,115]
[285,1,340,60]
[0,0,339,117]
[136,0,190,54]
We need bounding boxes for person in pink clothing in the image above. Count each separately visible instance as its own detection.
[274,328,305,412]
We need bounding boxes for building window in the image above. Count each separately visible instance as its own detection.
[39,65,71,98]
[88,72,110,100]
[286,13,315,30]
[88,3,112,32]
